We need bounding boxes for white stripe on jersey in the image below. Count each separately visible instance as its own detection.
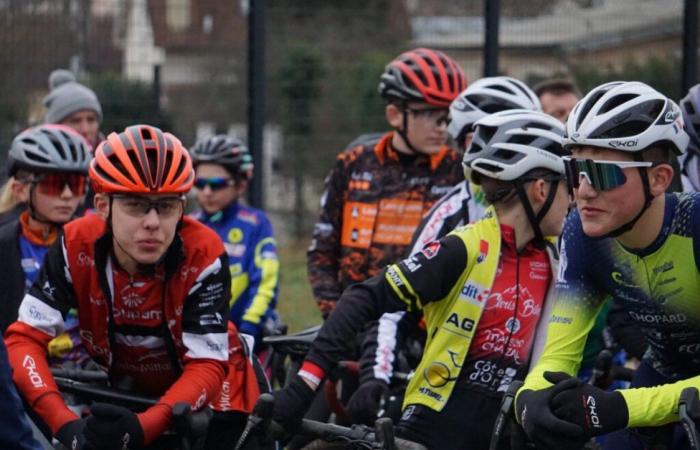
[189,257,223,295]
[372,311,405,383]
[17,294,65,338]
[182,331,228,361]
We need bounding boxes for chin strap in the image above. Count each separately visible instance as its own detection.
[514,178,561,249]
[603,154,655,238]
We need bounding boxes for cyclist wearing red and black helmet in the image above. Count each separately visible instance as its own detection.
[307,48,467,318]
[5,125,261,450]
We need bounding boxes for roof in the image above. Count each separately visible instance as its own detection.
[413,0,683,52]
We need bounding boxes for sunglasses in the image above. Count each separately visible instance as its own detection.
[563,157,654,192]
[112,195,184,219]
[28,173,87,197]
[405,107,450,126]
[194,177,234,191]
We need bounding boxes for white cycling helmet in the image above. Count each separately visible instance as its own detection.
[564,81,688,155]
[680,83,700,152]
[464,109,566,183]
[447,76,542,147]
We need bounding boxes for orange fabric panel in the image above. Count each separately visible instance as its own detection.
[373,199,423,245]
[340,202,378,249]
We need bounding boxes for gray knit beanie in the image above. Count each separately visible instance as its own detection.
[43,69,103,124]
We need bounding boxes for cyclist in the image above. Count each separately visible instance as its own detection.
[512,81,696,450]
[533,78,581,123]
[270,109,571,450]
[348,76,543,424]
[0,125,91,375]
[307,47,467,319]
[43,69,104,149]
[190,135,280,351]
[5,125,261,450]
[679,83,700,192]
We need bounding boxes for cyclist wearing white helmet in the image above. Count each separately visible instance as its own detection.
[345,79,544,426]
[679,83,700,192]
[268,110,571,450]
[514,81,698,450]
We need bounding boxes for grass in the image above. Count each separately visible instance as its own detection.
[276,243,324,332]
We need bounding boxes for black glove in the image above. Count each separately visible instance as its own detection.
[515,372,587,450]
[271,374,317,437]
[548,371,628,437]
[346,379,390,425]
[56,418,91,450]
[85,403,145,450]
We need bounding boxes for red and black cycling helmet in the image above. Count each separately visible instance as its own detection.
[89,124,194,195]
[378,48,467,108]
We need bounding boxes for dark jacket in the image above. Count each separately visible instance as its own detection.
[0,220,25,333]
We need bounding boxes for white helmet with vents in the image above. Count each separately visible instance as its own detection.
[563,81,688,155]
[448,76,541,147]
[463,109,566,182]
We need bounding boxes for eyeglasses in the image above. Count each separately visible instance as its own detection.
[563,157,654,192]
[405,107,450,126]
[27,173,87,197]
[194,177,234,191]
[112,195,184,218]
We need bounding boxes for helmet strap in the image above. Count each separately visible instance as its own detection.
[394,102,432,156]
[514,178,560,248]
[603,153,655,238]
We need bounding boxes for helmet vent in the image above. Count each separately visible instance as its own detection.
[493,149,520,160]
[468,143,482,154]
[509,134,536,146]
[479,125,497,143]
[127,150,146,186]
[490,85,513,94]
[577,89,608,129]
[600,94,638,114]
[475,162,503,173]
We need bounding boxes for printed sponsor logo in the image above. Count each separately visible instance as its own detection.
[550,315,573,325]
[445,312,475,332]
[23,355,46,388]
[113,308,161,321]
[28,305,49,323]
[423,361,456,388]
[227,228,243,244]
[505,317,521,333]
[76,251,95,267]
[200,313,224,326]
[403,256,422,272]
[421,241,440,259]
[206,340,225,352]
[460,282,488,304]
[652,261,674,274]
[664,109,680,123]
[586,395,603,429]
[386,266,404,287]
[224,243,246,258]
[430,185,452,196]
[608,139,638,148]
[611,271,638,288]
[477,240,489,263]
[629,311,687,324]
[351,171,373,181]
[679,343,700,354]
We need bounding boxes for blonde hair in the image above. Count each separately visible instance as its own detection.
[0,177,24,214]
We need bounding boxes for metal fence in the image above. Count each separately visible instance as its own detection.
[0,0,696,242]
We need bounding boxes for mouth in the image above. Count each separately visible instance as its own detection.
[137,239,162,250]
[579,205,605,215]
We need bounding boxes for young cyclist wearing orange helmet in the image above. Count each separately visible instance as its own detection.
[307,48,467,318]
[5,125,261,450]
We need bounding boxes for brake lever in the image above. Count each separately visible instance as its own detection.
[234,393,275,450]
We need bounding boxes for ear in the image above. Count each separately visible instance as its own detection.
[385,103,404,129]
[93,194,110,219]
[526,178,548,207]
[10,179,30,203]
[647,164,674,196]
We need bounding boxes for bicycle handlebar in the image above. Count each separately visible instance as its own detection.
[680,387,700,450]
[238,393,427,450]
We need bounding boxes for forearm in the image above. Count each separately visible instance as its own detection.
[621,374,700,427]
[5,322,76,434]
[305,274,405,374]
[138,359,226,444]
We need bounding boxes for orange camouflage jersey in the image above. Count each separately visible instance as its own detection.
[307,132,463,314]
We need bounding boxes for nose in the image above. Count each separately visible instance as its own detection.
[60,184,75,199]
[576,175,597,199]
[142,207,161,228]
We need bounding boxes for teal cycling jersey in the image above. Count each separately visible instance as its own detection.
[193,201,280,339]
[523,192,700,427]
